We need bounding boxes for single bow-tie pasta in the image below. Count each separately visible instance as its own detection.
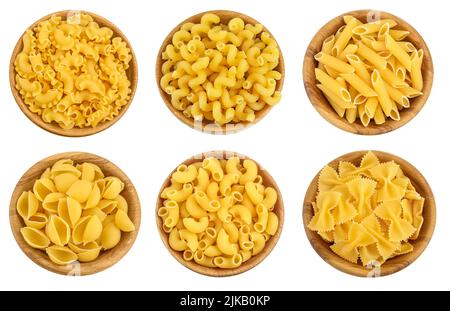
[307,151,425,268]
[16,159,135,265]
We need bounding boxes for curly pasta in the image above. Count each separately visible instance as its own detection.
[14,13,133,130]
[160,13,282,126]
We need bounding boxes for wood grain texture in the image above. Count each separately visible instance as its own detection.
[302,150,436,277]
[156,151,284,277]
[9,11,138,137]
[155,10,285,135]
[303,10,433,135]
[9,152,141,276]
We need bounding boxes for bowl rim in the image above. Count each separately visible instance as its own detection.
[303,9,434,135]
[155,150,284,277]
[155,9,285,135]
[302,150,436,277]
[9,10,139,138]
[9,151,141,276]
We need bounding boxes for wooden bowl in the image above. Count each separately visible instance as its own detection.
[303,10,433,135]
[9,10,138,137]
[9,152,141,275]
[156,10,285,135]
[156,151,284,276]
[303,150,436,277]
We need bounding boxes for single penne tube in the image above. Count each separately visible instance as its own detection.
[356,41,387,69]
[345,107,357,123]
[390,29,410,41]
[410,49,424,91]
[314,52,355,73]
[397,41,416,53]
[354,94,367,106]
[385,33,412,71]
[352,19,397,35]
[315,68,352,102]
[385,83,410,108]
[377,67,408,88]
[371,69,400,120]
[399,86,423,98]
[337,44,358,61]
[377,23,390,40]
[324,65,340,78]
[340,72,378,97]
[378,50,392,59]
[396,66,406,81]
[371,41,387,52]
[373,105,386,124]
[317,84,355,109]
[365,97,379,118]
[323,93,346,117]
[346,54,371,85]
[332,16,360,56]
[319,35,335,71]
[358,103,371,127]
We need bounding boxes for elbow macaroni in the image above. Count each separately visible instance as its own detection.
[18,159,136,265]
[158,155,280,269]
[160,13,282,126]
[14,13,133,130]
[314,15,424,127]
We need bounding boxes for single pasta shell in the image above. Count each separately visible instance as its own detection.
[17,191,39,220]
[98,199,118,215]
[42,192,66,214]
[45,215,71,246]
[85,183,101,209]
[77,163,104,182]
[102,214,115,227]
[20,227,50,249]
[66,180,94,203]
[54,172,79,193]
[116,195,128,213]
[33,178,57,201]
[46,245,78,265]
[51,163,81,178]
[72,216,90,245]
[101,222,121,250]
[24,212,48,230]
[58,197,82,228]
[83,215,103,243]
[115,209,135,232]
[68,241,102,262]
[82,207,107,222]
[103,177,124,200]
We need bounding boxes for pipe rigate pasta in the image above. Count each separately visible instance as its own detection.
[17,159,135,266]
[158,156,281,270]
[307,151,425,267]
[314,15,425,126]
[159,13,282,128]
[14,13,133,130]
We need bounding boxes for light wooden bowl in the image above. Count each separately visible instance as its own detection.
[303,10,433,135]
[303,150,436,277]
[10,152,141,275]
[9,10,138,137]
[156,151,284,276]
[156,10,285,134]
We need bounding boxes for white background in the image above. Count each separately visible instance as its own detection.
[0,0,445,291]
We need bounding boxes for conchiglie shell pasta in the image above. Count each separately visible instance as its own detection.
[84,183,101,209]
[102,177,124,199]
[46,245,78,265]
[20,227,50,249]
[66,180,94,203]
[68,241,102,262]
[33,178,56,201]
[45,215,71,246]
[17,191,40,220]
[57,197,82,228]
[101,222,121,250]
[42,192,65,214]
[53,173,79,193]
[77,163,104,182]
[82,207,107,222]
[116,195,128,213]
[115,209,135,232]
[24,212,48,230]
[72,215,103,245]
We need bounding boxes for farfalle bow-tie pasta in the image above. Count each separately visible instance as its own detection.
[160,13,282,126]
[18,159,135,265]
[314,16,424,126]
[158,156,280,269]
[14,13,133,130]
[308,151,424,267]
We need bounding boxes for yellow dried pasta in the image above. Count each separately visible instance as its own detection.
[14,13,133,130]
[160,13,282,126]
[17,159,135,265]
[308,151,425,267]
[158,156,280,269]
[314,15,425,126]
